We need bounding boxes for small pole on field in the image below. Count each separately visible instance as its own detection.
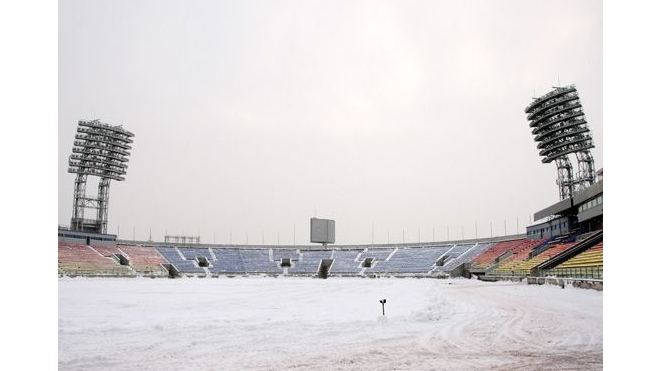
[380,299,387,316]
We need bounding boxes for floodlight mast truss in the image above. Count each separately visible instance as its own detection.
[554,155,574,200]
[68,119,134,234]
[525,85,596,200]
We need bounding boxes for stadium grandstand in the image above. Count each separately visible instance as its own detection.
[57,230,602,290]
[58,85,603,290]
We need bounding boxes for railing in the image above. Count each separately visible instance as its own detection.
[530,101,582,126]
[73,140,130,156]
[534,122,588,143]
[74,134,132,150]
[72,147,129,163]
[79,119,134,137]
[70,218,101,226]
[531,110,585,134]
[58,266,135,277]
[541,266,603,279]
[77,126,134,143]
[497,269,529,277]
[484,266,602,280]
[526,92,579,119]
[525,85,576,112]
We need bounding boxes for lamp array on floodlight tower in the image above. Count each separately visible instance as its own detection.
[68,119,134,234]
[524,85,595,200]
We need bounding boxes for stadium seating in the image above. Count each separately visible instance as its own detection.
[210,248,245,274]
[486,240,542,275]
[288,250,332,275]
[470,239,540,269]
[436,243,493,272]
[272,249,301,262]
[58,234,601,280]
[329,250,363,274]
[360,248,394,267]
[548,242,603,278]
[556,242,603,268]
[156,247,206,275]
[360,248,397,276]
[491,242,574,276]
[178,247,214,261]
[117,245,169,276]
[432,244,474,272]
[92,244,125,257]
[240,249,283,274]
[59,242,134,276]
[369,246,451,274]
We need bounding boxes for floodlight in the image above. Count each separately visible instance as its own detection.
[68,119,134,234]
[525,85,595,199]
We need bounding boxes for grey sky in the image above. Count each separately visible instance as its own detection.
[58,0,603,245]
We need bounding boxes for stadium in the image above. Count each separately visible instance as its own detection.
[56,2,605,370]
[58,85,603,371]
[59,85,603,284]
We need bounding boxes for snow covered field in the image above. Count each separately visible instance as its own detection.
[58,277,602,371]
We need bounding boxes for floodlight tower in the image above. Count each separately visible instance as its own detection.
[524,85,595,200]
[68,119,134,234]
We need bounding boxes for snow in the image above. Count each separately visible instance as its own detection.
[59,277,602,371]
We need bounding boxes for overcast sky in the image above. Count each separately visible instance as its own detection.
[58,0,603,245]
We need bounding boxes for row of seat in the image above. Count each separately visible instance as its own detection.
[117,245,170,276]
[58,237,603,278]
[58,243,134,276]
[59,243,486,276]
[473,235,604,279]
[541,242,603,279]
[556,243,603,268]
[491,242,575,276]
[470,239,541,269]
[486,242,541,274]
